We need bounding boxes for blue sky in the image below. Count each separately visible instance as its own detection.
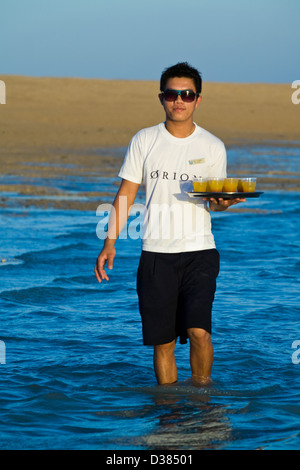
[1,0,299,83]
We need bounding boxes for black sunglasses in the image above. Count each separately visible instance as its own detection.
[161,89,199,103]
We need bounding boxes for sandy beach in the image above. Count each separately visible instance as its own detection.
[0,75,299,210]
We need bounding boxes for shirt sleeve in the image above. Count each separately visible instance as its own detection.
[118,132,144,184]
[209,141,227,178]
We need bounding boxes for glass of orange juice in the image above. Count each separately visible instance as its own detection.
[193,177,208,192]
[237,179,244,191]
[241,177,256,192]
[223,177,238,192]
[207,178,224,192]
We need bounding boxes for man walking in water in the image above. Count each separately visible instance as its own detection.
[95,62,245,385]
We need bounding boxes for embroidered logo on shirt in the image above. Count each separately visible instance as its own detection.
[189,158,205,165]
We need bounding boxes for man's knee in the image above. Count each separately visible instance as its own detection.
[187,328,211,347]
[154,339,176,356]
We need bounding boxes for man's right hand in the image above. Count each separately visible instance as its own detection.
[94,179,139,283]
[94,243,116,283]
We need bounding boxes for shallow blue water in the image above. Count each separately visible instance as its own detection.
[0,146,300,450]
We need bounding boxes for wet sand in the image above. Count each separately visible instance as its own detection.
[0,75,299,210]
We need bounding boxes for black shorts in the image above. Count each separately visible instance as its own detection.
[136,249,219,346]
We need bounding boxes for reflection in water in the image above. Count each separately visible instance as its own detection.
[141,384,233,450]
[107,382,234,450]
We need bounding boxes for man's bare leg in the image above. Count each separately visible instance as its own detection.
[187,328,214,386]
[153,340,177,385]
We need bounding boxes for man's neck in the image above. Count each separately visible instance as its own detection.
[164,120,195,138]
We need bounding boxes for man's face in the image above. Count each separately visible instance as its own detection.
[159,77,202,123]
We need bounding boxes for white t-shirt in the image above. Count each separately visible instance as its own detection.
[118,122,227,253]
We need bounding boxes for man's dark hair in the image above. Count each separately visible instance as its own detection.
[160,62,202,94]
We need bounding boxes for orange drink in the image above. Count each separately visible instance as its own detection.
[223,178,238,192]
[237,179,244,192]
[193,177,208,192]
[207,178,224,192]
[242,177,256,192]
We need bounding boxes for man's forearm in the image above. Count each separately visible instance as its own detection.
[106,194,131,241]
[106,180,140,243]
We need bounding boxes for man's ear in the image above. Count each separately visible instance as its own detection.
[158,93,164,104]
[195,95,202,108]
